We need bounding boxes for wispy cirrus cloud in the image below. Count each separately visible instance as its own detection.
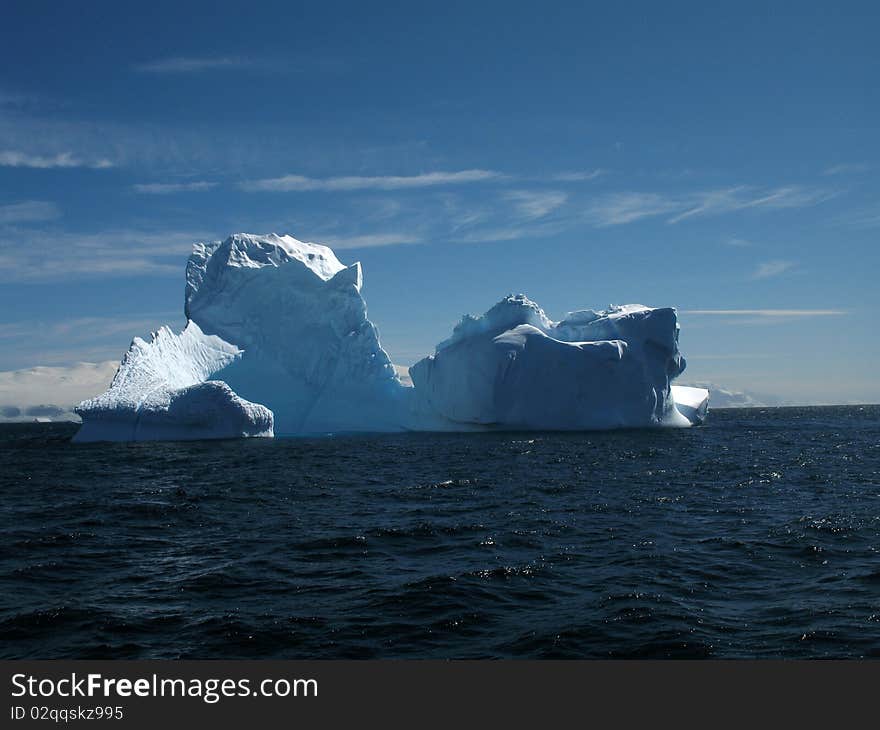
[0,314,179,342]
[548,170,605,182]
[586,185,835,227]
[668,185,835,223]
[0,313,183,371]
[750,260,798,280]
[0,150,114,169]
[288,179,836,250]
[132,54,341,75]
[134,56,256,73]
[585,192,682,226]
[823,162,871,176]
[357,190,572,244]
[0,113,316,173]
[455,220,570,243]
[835,204,880,229]
[132,181,218,194]
[240,169,505,192]
[239,167,602,196]
[319,233,422,249]
[0,228,214,281]
[504,190,568,220]
[0,200,61,224]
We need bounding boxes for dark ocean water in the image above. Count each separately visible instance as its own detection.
[1,405,879,659]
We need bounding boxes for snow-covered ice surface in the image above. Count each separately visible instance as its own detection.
[74,233,708,441]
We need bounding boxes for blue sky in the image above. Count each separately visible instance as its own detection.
[1,1,878,403]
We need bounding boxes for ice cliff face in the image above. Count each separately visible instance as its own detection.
[184,233,402,434]
[74,233,708,441]
[409,296,696,430]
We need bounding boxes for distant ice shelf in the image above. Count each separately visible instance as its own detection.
[75,233,709,441]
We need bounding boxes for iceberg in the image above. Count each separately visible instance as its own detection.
[74,233,708,441]
[74,321,273,442]
[409,296,704,430]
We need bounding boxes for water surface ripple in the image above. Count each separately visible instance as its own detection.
[2,406,879,658]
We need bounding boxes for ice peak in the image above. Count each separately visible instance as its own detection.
[184,232,364,328]
[437,294,554,352]
[194,233,346,280]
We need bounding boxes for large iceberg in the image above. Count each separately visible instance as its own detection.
[409,296,701,430]
[75,233,708,441]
